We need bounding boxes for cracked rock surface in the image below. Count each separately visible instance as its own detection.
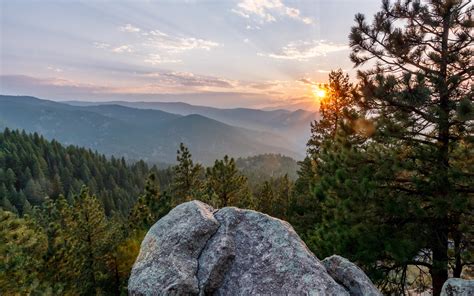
[129,201,378,295]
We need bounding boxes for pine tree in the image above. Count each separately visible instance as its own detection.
[129,173,172,231]
[205,155,251,208]
[0,209,48,294]
[292,70,357,241]
[290,157,320,236]
[50,173,63,199]
[274,174,292,221]
[349,1,473,294]
[70,187,113,294]
[307,69,354,155]
[255,175,293,220]
[34,195,71,293]
[171,143,203,205]
[36,188,116,294]
[0,193,16,214]
[256,180,274,215]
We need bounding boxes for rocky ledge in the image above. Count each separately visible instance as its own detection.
[128,200,381,295]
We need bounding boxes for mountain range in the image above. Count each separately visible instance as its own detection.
[66,100,318,151]
[0,95,316,164]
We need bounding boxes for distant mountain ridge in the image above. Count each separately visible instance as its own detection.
[0,95,303,164]
[66,100,319,151]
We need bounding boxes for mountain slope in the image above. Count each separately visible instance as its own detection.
[0,128,157,215]
[66,100,319,150]
[0,95,302,163]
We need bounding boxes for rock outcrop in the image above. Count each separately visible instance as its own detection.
[129,201,380,295]
[441,278,474,296]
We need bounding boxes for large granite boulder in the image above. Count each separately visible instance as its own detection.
[129,201,380,295]
[441,278,474,296]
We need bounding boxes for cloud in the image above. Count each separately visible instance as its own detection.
[0,75,109,97]
[298,78,314,85]
[232,8,251,19]
[93,42,110,49]
[94,27,220,65]
[118,24,141,33]
[47,66,63,73]
[144,54,181,65]
[248,81,278,89]
[145,30,220,54]
[246,24,261,30]
[142,71,235,88]
[112,45,133,53]
[259,40,348,61]
[233,0,313,24]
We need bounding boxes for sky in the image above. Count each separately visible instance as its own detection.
[0,0,381,110]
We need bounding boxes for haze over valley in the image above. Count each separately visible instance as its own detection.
[0,95,312,164]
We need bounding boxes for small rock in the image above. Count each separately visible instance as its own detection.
[441,278,474,296]
[322,255,381,296]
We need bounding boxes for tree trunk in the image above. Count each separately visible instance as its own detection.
[114,255,121,296]
[430,7,452,295]
[453,229,463,278]
[431,224,449,296]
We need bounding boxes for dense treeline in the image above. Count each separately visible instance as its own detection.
[235,153,298,186]
[0,128,172,216]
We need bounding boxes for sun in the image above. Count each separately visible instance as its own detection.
[312,85,327,99]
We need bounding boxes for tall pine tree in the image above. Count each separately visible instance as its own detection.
[205,155,251,208]
[171,143,203,205]
[306,1,473,295]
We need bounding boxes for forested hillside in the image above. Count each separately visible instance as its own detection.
[0,128,171,215]
[235,153,298,185]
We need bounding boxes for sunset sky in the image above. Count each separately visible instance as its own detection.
[0,0,380,110]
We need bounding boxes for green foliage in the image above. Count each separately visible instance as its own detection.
[0,129,303,295]
[27,189,123,294]
[171,143,204,204]
[289,157,320,236]
[69,188,116,294]
[255,174,293,221]
[307,69,355,155]
[205,155,252,208]
[293,1,474,295]
[0,128,168,216]
[129,173,172,231]
[235,153,298,186]
[0,210,48,294]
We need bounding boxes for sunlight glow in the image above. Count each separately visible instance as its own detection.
[312,85,327,99]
